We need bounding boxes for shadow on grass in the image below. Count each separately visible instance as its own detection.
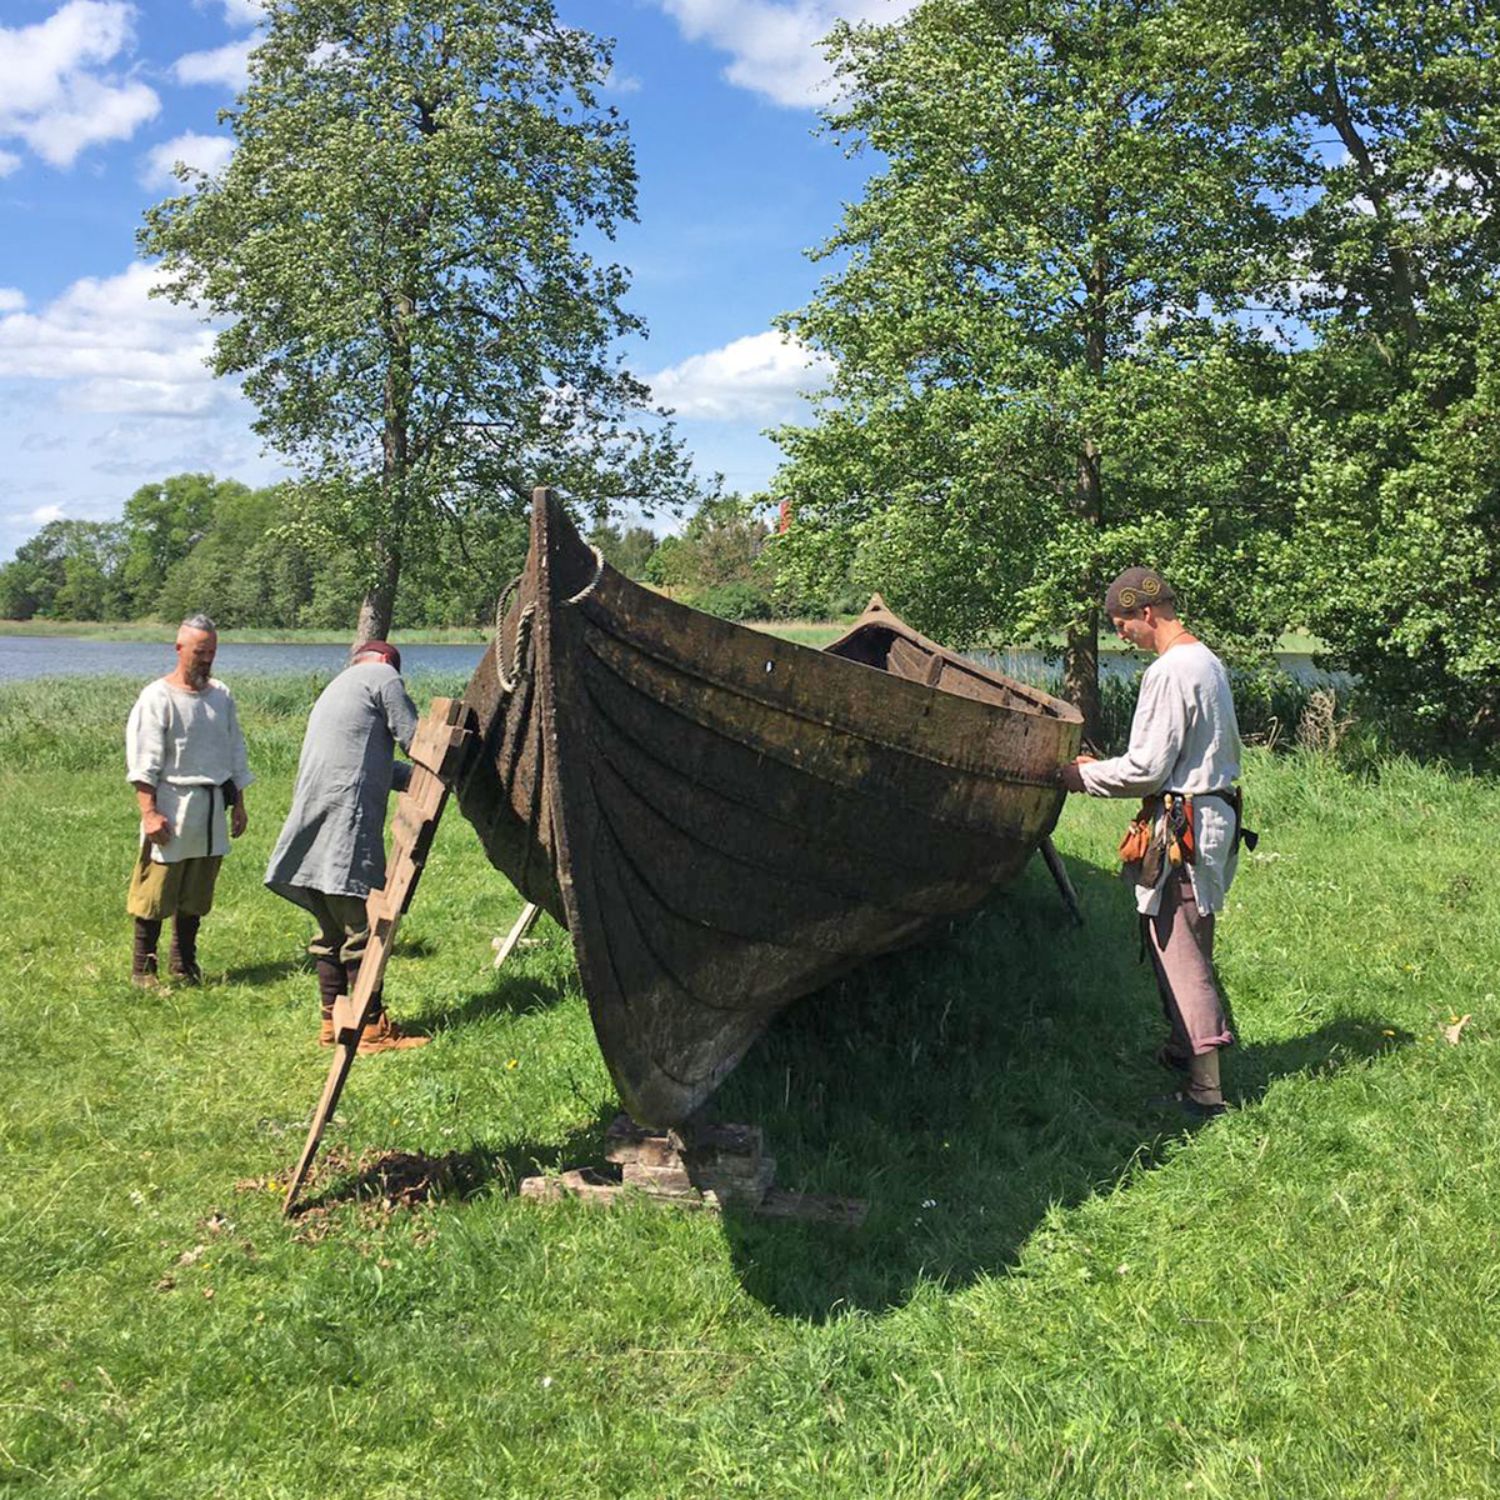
[292,1111,613,1220]
[423,967,574,1032]
[223,957,311,987]
[709,854,1413,1321]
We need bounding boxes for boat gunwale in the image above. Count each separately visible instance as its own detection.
[573,580,1077,792]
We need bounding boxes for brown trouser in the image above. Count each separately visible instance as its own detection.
[299,890,371,968]
[1147,869,1233,1056]
[126,846,222,919]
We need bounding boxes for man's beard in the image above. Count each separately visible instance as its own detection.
[184,661,212,688]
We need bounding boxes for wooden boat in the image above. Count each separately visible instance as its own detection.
[451,488,1083,1128]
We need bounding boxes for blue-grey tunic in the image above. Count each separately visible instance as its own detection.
[264,661,419,907]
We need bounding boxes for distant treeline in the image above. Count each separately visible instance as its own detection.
[0,477,836,631]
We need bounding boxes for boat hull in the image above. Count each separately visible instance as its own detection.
[454,491,1082,1126]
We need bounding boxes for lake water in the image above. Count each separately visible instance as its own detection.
[0,633,1343,685]
[0,636,488,682]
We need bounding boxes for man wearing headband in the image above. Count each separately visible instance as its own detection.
[265,641,428,1051]
[1058,569,1246,1119]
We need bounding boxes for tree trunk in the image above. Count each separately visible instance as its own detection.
[356,294,415,646]
[1064,236,1108,744]
[356,548,400,643]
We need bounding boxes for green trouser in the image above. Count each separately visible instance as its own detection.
[300,890,371,967]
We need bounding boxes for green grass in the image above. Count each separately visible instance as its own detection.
[2,678,1497,1496]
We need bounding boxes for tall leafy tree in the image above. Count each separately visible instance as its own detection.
[772,0,1306,734]
[119,473,241,617]
[0,521,128,621]
[1239,0,1500,743]
[142,0,699,640]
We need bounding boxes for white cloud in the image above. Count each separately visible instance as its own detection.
[219,0,264,26]
[0,148,21,176]
[6,503,66,525]
[645,330,831,420]
[172,36,256,89]
[0,288,26,314]
[602,67,642,96]
[652,0,916,108]
[141,130,234,188]
[0,261,229,416]
[0,0,160,168]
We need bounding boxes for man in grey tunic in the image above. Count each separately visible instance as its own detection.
[265,641,427,1051]
[1059,568,1246,1119]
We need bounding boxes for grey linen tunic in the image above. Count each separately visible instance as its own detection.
[264,662,419,907]
[1077,642,1243,917]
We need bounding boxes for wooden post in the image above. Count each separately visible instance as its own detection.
[492,902,541,969]
[1040,835,1084,927]
[282,697,472,1217]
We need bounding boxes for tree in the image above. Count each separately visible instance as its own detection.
[1235,0,1500,745]
[771,0,1307,734]
[141,0,700,641]
[119,474,241,617]
[0,521,128,621]
[588,521,658,580]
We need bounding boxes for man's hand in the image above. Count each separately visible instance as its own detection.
[231,799,248,838]
[143,808,172,846]
[1057,754,1098,794]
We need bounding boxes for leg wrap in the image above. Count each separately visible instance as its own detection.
[170,914,201,979]
[132,918,162,978]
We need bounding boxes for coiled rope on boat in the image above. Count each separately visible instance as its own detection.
[564,545,605,605]
[492,546,604,692]
[492,574,535,695]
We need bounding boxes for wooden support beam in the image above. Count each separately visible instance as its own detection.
[492,901,542,969]
[518,1114,868,1227]
[282,697,471,1217]
[1040,835,1084,927]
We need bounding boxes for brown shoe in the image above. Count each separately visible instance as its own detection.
[356,1013,428,1053]
[319,1015,336,1046]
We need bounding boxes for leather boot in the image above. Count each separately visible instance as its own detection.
[132,918,162,988]
[346,959,427,1052]
[169,915,202,983]
[1186,1049,1224,1109]
[316,958,345,1046]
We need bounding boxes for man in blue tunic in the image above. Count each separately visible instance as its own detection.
[265,641,428,1051]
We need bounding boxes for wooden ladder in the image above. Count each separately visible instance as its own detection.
[282,697,472,1216]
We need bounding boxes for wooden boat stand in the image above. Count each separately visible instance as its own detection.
[520,1115,870,1227]
[280,704,1082,1220]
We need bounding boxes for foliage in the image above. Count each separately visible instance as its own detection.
[140,0,701,640]
[117,474,236,617]
[0,520,129,622]
[642,493,776,614]
[1232,0,1500,747]
[772,0,1307,734]
[588,522,659,580]
[685,580,774,622]
[3,679,1499,1494]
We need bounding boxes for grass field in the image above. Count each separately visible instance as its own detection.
[1,676,1496,1497]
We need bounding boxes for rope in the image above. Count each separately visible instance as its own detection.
[491,573,534,695]
[564,545,605,606]
[491,544,602,692]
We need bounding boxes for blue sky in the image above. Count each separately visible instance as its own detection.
[0,0,912,559]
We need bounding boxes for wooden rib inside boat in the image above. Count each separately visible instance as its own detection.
[452,488,1083,1128]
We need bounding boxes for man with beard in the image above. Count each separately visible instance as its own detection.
[125,614,252,986]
